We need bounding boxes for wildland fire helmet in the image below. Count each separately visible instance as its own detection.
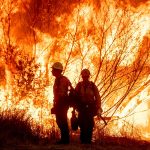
[52,62,63,71]
[81,69,90,76]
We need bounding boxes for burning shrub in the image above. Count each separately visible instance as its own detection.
[6,45,40,92]
[0,0,149,142]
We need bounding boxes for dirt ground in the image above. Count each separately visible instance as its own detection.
[1,143,150,150]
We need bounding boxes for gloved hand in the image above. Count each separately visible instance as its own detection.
[51,107,56,114]
[97,107,103,117]
[97,108,107,125]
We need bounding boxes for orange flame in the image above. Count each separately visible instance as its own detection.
[0,0,150,140]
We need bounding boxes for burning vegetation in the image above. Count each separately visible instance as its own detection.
[0,0,150,143]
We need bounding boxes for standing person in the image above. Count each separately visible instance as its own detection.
[75,69,103,144]
[51,62,72,144]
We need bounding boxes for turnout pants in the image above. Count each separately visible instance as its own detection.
[78,111,94,144]
[55,104,69,143]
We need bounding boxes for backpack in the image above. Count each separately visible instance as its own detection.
[76,81,99,116]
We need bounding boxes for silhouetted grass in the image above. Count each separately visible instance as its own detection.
[95,135,150,148]
[0,110,41,147]
[0,110,150,150]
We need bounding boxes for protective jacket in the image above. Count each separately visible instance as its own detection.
[53,75,72,108]
[75,81,101,116]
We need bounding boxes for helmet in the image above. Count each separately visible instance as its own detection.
[81,69,90,76]
[52,62,63,70]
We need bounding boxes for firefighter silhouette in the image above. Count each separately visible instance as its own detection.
[75,69,103,144]
[51,62,73,144]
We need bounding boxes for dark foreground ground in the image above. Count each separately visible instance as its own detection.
[1,143,150,150]
[0,113,150,150]
[1,137,150,150]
